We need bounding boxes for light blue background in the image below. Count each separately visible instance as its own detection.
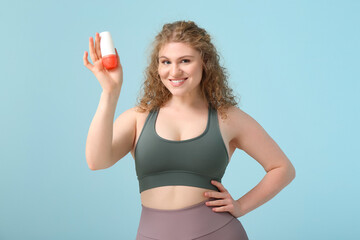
[1,0,359,239]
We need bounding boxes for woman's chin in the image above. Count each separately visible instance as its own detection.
[168,90,187,96]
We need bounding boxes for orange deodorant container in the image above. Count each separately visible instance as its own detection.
[99,31,118,70]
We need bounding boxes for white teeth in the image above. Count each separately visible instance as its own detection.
[170,78,187,83]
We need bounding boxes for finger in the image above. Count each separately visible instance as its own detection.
[204,191,223,199]
[211,180,227,192]
[83,51,94,70]
[95,32,102,59]
[89,36,98,63]
[212,205,228,212]
[206,199,227,206]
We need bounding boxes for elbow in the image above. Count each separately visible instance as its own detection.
[87,161,98,171]
[287,163,296,181]
[85,151,102,170]
[292,167,296,179]
[85,150,113,171]
[276,162,296,181]
[86,157,111,171]
[88,164,98,171]
[86,156,99,171]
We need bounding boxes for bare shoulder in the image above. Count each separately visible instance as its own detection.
[225,106,265,150]
[132,106,152,125]
[113,106,139,132]
[133,105,151,116]
[118,106,139,121]
[226,105,256,123]
[221,105,248,125]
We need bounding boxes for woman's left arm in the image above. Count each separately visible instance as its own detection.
[205,107,296,218]
[231,107,296,217]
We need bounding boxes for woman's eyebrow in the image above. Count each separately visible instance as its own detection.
[158,55,194,60]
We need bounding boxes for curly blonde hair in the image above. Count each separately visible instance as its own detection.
[135,20,240,120]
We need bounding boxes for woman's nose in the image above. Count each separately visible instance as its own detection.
[170,64,183,76]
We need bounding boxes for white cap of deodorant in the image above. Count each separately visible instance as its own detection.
[99,31,115,56]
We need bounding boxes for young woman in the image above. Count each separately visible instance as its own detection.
[83,20,295,240]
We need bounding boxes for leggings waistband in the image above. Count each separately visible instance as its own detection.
[137,197,239,239]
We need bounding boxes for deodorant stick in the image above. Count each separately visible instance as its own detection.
[99,31,118,70]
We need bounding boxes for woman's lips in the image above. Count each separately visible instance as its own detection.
[169,77,188,87]
[169,77,188,81]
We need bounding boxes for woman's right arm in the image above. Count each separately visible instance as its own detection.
[85,91,120,170]
[83,32,134,170]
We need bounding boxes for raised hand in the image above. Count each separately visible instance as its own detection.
[83,32,123,94]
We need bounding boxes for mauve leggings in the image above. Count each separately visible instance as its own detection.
[136,198,249,240]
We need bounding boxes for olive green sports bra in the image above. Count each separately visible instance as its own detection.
[134,104,229,193]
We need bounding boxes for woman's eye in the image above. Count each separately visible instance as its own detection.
[161,59,190,65]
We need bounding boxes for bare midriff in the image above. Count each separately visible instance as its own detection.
[140,185,219,210]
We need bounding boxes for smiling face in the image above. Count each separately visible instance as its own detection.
[158,42,204,100]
